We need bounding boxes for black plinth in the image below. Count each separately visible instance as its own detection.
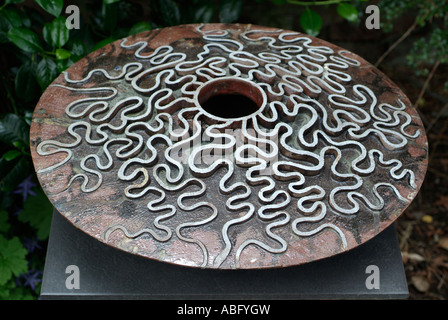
[40,210,409,300]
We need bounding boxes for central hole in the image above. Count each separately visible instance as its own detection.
[201,94,259,119]
[197,78,264,119]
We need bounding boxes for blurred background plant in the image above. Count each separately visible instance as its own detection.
[0,0,446,299]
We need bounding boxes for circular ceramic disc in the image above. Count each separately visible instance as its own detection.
[30,23,428,269]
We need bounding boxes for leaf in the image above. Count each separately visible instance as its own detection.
[0,210,10,233]
[337,3,358,22]
[129,22,151,35]
[192,4,214,23]
[154,0,180,26]
[438,236,448,251]
[35,57,58,90]
[0,156,30,192]
[0,235,28,286]
[12,140,26,150]
[2,150,21,161]
[91,36,116,52]
[300,8,322,37]
[66,38,86,62]
[17,7,31,28]
[0,279,34,300]
[0,113,29,146]
[421,214,433,223]
[70,40,85,57]
[402,251,425,262]
[411,275,430,293]
[219,0,242,23]
[7,27,43,53]
[24,111,33,126]
[0,18,10,43]
[1,7,23,29]
[102,0,119,34]
[5,0,26,4]
[56,58,74,73]
[43,16,69,48]
[34,0,63,17]
[55,48,71,60]
[15,61,39,102]
[18,189,53,241]
[103,0,120,3]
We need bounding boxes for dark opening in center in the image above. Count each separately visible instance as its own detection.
[201,94,260,119]
[197,78,264,119]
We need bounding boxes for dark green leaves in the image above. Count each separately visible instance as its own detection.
[18,189,53,241]
[5,0,26,4]
[0,211,10,233]
[43,16,69,48]
[7,27,43,53]
[2,150,21,161]
[300,8,322,37]
[91,36,116,52]
[34,0,64,18]
[192,4,214,24]
[0,114,31,191]
[0,7,32,43]
[101,0,119,34]
[0,235,28,286]
[153,0,180,26]
[129,22,151,35]
[68,38,87,62]
[36,57,57,90]
[219,0,242,23]
[0,156,30,192]
[337,3,358,22]
[0,113,29,147]
[15,61,39,102]
[1,7,22,28]
[55,48,71,60]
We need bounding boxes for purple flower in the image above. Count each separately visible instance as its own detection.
[13,175,37,202]
[18,270,43,291]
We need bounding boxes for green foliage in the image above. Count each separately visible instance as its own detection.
[0,278,34,300]
[152,0,181,26]
[300,8,322,36]
[36,57,57,90]
[336,3,358,22]
[0,235,28,286]
[0,114,31,193]
[378,0,448,86]
[0,211,11,233]
[7,27,43,52]
[43,16,69,48]
[219,0,242,23]
[129,21,151,35]
[407,28,448,73]
[34,0,63,18]
[18,189,53,241]
[281,0,367,36]
[0,113,29,147]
